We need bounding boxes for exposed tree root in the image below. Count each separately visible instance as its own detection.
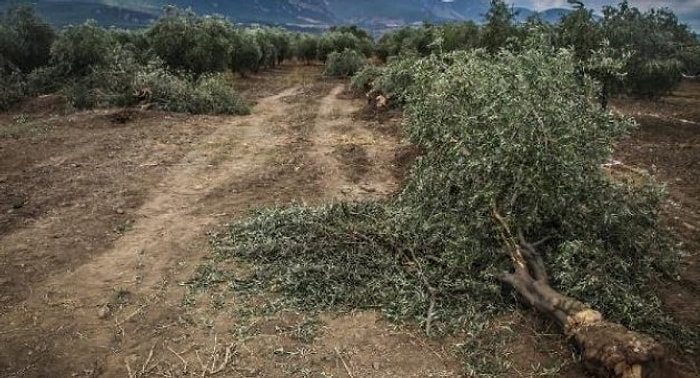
[493,208,667,378]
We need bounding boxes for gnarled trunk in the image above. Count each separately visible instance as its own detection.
[493,210,666,378]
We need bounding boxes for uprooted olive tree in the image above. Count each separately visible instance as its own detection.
[203,38,690,377]
[397,44,676,376]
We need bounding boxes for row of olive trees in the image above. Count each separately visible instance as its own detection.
[145,7,297,77]
[375,0,700,98]
[0,12,247,114]
[0,5,376,112]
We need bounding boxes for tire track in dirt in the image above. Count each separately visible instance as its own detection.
[0,87,306,376]
[310,84,400,199]
[1,80,457,378]
[43,87,304,299]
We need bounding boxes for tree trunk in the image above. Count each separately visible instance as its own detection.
[493,210,666,378]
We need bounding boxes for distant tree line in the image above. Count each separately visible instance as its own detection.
[2,0,700,112]
[0,5,375,112]
[375,0,700,98]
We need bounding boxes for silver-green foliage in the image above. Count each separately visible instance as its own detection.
[205,41,689,349]
[0,5,55,74]
[190,74,250,115]
[322,48,367,77]
[132,60,249,115]
[349,64,383,95]
[369,54,420,104]
[397,45,680,335]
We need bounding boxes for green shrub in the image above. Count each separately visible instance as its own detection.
[0,71,26,111]
[111,29,155,64]
[367,53,420,105]
[679,45,700,76]
[131,59,193,111]
[57,44,142,109]
[0,5,55,74]
[80,44,143,108]
[25,66,63,96]
[349,65,383,95]
[60,79,96,110]
[230,31,263,76]
[323,48,367,77]
[41,31,250,116]
[190,74,250,115]
[50,21,116,78]
[131,60,249,115]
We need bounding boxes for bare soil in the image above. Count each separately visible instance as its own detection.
[0,65,453,378]
[612,81,700,375]
[0,66,698,377]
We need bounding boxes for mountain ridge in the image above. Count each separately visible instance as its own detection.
[0,0,577,30]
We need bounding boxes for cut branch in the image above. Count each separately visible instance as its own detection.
[492,208,666,378]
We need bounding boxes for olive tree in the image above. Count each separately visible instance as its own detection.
[294,34,319,64]
[602,1,696,97]
[217,37,682,376]
[323,48,367,77]
[50,20,116,78]
[557,6,603,62]
[147,7,234,75]
[0,5,55,74]
[480,0,520,53]
[251,29,278,69]
[441,21,480,52]
[230,31,262,76]
[268,28,293,65]
[396,38,674,376]
[316,31,363,62]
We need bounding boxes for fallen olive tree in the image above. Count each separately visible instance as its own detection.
[202,36,692,377]
[393,41,681,376]
[493,210,665,377]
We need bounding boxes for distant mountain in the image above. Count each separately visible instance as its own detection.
[513,7,575,24]
[0,0,578,31]
[0,0,158,28]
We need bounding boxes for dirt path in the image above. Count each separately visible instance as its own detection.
[1,71,458,377]
[310,84,399,199]
[1,85,303,376]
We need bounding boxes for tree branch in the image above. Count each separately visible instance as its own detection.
[491,208,666,377]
